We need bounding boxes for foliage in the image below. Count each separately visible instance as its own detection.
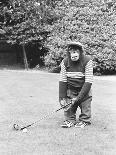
[1,0,116,74]
[0,0,58,67]
[44,0,116,74]
[0,0,57,45]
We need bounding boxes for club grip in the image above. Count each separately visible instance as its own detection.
[55,101,72,112]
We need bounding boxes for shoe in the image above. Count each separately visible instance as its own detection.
[61,120,74,128]
[75,121,88,128]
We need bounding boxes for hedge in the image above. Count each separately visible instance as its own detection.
[44,0,116,75]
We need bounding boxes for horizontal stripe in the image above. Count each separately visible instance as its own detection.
[67,72,85,78]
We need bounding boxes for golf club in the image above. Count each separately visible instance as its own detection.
[13,101,72,131]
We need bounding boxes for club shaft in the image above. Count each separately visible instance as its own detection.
[20,102,72,130]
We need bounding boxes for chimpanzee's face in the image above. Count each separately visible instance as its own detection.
[69,48,80,61]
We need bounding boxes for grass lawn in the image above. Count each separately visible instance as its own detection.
[0,70,116,155]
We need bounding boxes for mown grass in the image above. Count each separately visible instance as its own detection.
[0,70,116,155]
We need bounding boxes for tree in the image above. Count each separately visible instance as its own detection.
[0,0,57,69]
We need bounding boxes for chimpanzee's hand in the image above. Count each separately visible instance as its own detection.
[60,98,67,108]
[70,97,80,109]
[60,98,72,111]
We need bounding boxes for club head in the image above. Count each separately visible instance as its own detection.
[13,124,21,131]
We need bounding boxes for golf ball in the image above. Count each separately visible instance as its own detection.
[22,128,28,133]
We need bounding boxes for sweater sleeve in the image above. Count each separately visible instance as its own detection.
[85,59,93,83]
[59,60,67,100]
[74,59,93,105]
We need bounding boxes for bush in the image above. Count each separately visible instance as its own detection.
[44,0,116,75]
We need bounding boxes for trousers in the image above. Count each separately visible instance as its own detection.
[64,89,92,124]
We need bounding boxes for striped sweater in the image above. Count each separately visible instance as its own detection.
[59,54,93,99]
[60,59,93,83]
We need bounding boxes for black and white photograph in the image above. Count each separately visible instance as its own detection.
[0,0,116,154]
